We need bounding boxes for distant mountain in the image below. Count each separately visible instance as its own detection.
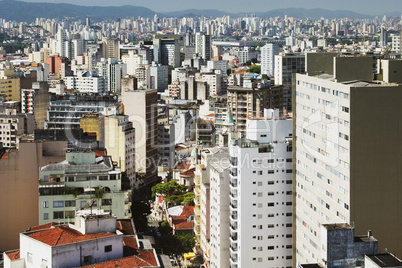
[0,1,377,22]
[0,1,156,22]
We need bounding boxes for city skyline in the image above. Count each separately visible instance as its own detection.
[9,0,402,16]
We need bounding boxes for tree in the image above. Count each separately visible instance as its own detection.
[151,181,186,198]
[246,65,261,74]
[176,233,195,253]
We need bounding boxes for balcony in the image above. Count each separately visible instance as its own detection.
[230,222,238,231]
[231,212,238,220]
[230,242,238,252]
[230,178,237,188]
[230,200,238,209]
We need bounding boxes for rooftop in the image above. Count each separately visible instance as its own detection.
[40,156,113,173]
[322,223,353,230]
[26,226,115,246]
[366,253,402,267]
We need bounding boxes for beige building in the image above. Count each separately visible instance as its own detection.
[294,54,402,266]
[121,77,158,186]
[0,70,21,102]
[227,78,283,135]
[103,115,136,184]
[0,140,67,252]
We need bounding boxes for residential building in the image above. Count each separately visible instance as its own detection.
[227,78,283,135]
[0,140,67,252]
[274,53,305,111]
[44,94,118,130]
[149,62,168,91]
[103,115,136,185]
[21,81,51,129]
[261,43,279,77]
[97,58,127,94]
[294,54,402,266]
[3,214,161,268]
[195,33,212,60]
[65,70,107,94]
[365,253,402,268]
[38,150,131,224]
[229,114,293,268]
[209,158,230,268]
[0,69,21,102]
[121,79,158,186]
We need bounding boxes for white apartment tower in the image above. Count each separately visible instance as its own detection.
[294,54,402,266]
[195,33,212,60]
[229,112,293,268]
[261,43,279,77]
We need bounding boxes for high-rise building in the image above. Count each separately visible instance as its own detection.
[260,43,279,77]
[97,58,127,94]
[294,54,402,266]
[153,37,181,67]
[149,62,168,91]
[274,53,305,111]
[103,115,136,185]
[195,33,212,60]
[121,78,158,186]
[229,114,293,267]
[227,78,283,135]
[21,81,51,129]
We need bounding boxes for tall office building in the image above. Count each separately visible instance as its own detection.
[274,53,305,111]
[153,37,181,67]
[294,54,402,266]
[260,43,279,77]
[195,33,212,60]
[229,114,293,268]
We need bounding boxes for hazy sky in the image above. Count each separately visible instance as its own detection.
[14,0,402,15]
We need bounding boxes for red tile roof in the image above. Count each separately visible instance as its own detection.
[80,252,158,268]
[181,206,194,218]
[1,152,8,159]
[27,222,59,232]
[180,168,195,176]
[6,250,20,260]
[174,221,194,230]
[176,162,192,170]
[27,226,115,246]
[172,216,187,225]
[116,220,135,235]
[82,237,158,268]
[95,149,106,157]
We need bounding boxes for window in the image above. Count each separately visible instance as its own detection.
[268,257,274,261]
[286,256,292,259]
[268,181,274,185]
[268,170,274,174]
[258,170,263,175]
[268,192,274,196]
[102,199,112,205]
[286,180,292,184]
[43,201,49,208]
[53,201,64,208]
[27,252,33,263]
[268,214,274,217]
[41,259,48,267]
[268,203,274,207]
[83,256,92,263]
[286,169,292,173]
[257,181,263,186]
[286,202,292,206]
[105,245,112,252]
[99,176,108,180]
[268,246,274,250]
[268,224,274,228]
[286,234,292,238]
[81,201,87,208]
[43,213,49,220]
[257,192,263,197]
[65,211,75,219]
[53,211,63,219]
[268,235,274,239]
[65,200,76,207]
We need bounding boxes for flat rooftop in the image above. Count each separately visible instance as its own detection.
[366,253,402,267]
[322,223,353,230]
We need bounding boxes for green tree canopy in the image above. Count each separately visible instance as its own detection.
[246,65,261,74]
[151,180,186,198]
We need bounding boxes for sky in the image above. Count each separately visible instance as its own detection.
[11,0,402,15]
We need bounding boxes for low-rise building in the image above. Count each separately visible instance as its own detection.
[38,150,131,224]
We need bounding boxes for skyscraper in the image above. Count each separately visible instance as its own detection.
[261,43,279,77]
[229,113,293,267]
[294,54,402,266]
[195,32,212,60]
